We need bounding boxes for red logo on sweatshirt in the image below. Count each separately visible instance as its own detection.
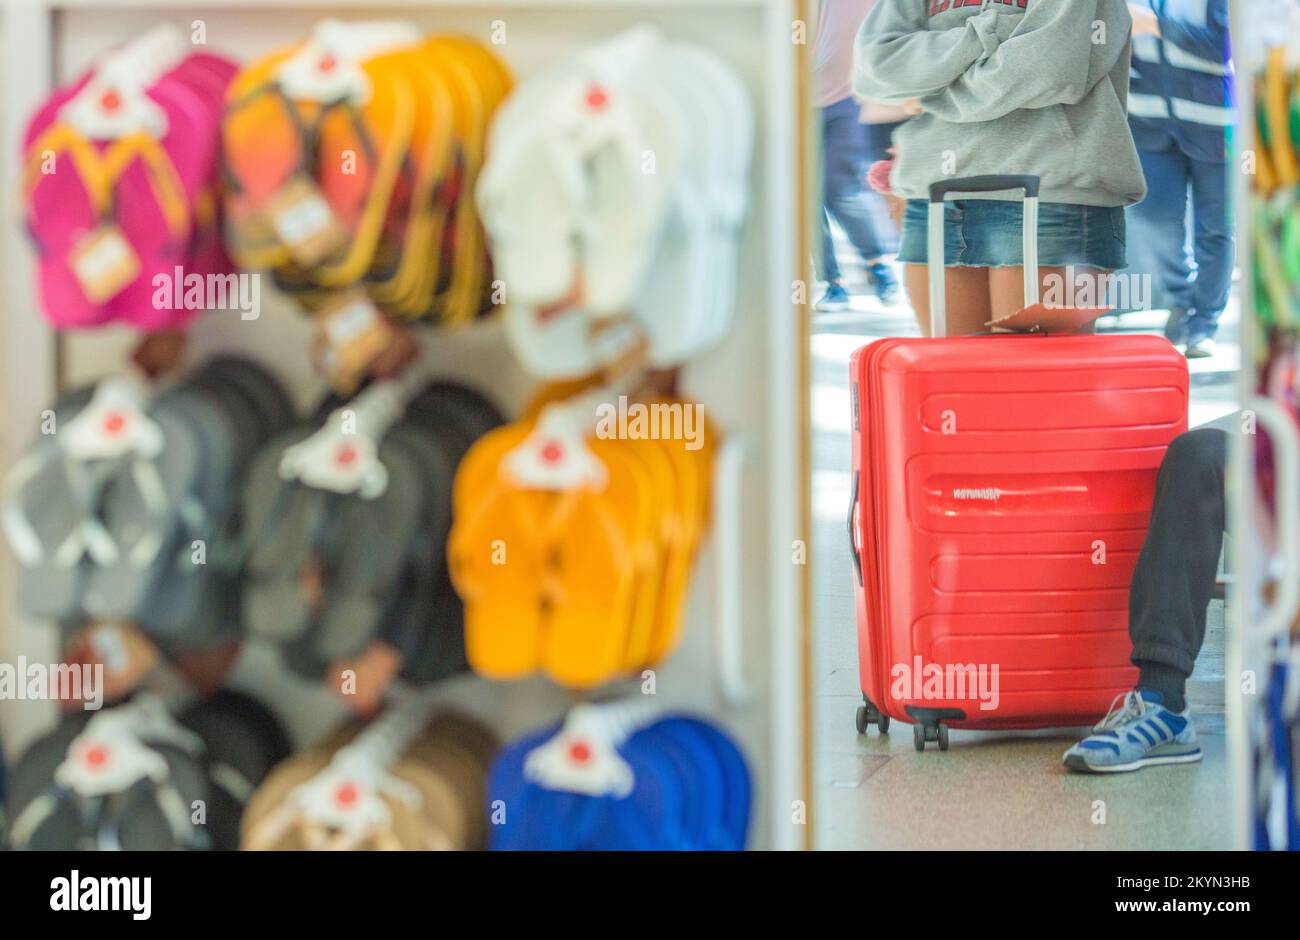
[929,0,1027,14]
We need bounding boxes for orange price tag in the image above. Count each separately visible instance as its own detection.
[313,291,400,395]
[264,174,347,267]
[69,225,140,304]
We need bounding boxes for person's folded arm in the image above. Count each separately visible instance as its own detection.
[853,0,1003,103]
[920,1,1122,124]
[1156,0,1230,65]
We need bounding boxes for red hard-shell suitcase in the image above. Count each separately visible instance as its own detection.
[848,176,1189,750]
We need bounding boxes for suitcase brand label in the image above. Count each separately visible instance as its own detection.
[951,486,1003,502]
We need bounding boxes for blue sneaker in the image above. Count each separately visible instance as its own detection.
[1162,306,1189,345]
[867,262,899,305]
[1183,332,1216,359]
[816,282,850,311]
[1062,690,1201,774]
[1182,318,1218,359]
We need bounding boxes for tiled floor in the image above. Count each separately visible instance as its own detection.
[812,265,1238,851]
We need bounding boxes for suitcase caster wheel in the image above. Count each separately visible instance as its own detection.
[858,698,890,735]
[937,724,949,751]
[912,723,926,752]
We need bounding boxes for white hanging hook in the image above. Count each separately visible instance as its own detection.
[523,699,661,798]
[60,29,181,140]
[279,357,443,498]
[278,381,402,498]
[501,329,649,492]
[59,376,162,462]
[502,402,609,492]
[274,19,422,106]
[285,749,423,837]
[55,695,203,799]
[285,686,439,836]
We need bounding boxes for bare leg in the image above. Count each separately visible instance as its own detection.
[903,264,993,337]
[989,266,1106,331]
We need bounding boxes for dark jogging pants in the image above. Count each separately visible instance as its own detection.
[1128,427,1228,704]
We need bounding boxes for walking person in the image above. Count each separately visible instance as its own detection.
[854,0,1147,337]
[815,0,900,311]
[1124,0,1234,359]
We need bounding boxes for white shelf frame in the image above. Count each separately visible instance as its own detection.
[0,0,811,850]
[1226,0,1300,852]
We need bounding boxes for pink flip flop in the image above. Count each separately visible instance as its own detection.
[24,39,236,332]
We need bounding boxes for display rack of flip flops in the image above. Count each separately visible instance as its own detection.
[1229,0,1300,851]
[0,0,808,851]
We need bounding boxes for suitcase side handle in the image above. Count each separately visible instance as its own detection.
[848,469,863,587]
[927,175,1041,338]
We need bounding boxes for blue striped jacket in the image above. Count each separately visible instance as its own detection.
[1128,0,1234,162]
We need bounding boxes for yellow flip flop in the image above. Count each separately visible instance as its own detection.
[641,403,720,666]
[308,45,416,288]
[421,39,491,326]
[421,36,514,325]
[221,44,306,269]
[405,40,488,322]
[539,438,650,689]
[615,438,679,674]
[364,48,454,312]
[1264,47,1297,188]
[448,422,575,679]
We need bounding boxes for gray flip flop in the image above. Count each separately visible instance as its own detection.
[139,383,248,644]
[3,387,107,619]
[7,699,211,851]
[377,421,459,682]
[136,385,240,633]
[398,383,504,681]
[82,389,216,623]
[305,429,427,666]
[240,427,326,646]
[194,355,296,449]
[179,691,292,850]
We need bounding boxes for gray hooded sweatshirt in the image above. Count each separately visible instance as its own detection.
[854,0,1147,207]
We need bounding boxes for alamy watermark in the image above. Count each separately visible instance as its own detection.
[594,395,705,452]
[0,658,104,710]
[890,656,1000,712]
[1041,267,1152,312]
[151,267,261,320]
[50,870,151,920]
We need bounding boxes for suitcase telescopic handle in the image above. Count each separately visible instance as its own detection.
[928,175,1041,202]
[926,175,1041,338]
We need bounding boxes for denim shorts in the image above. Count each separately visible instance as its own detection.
[897,199,1127,271]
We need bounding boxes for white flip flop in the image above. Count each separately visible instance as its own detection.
[635,42,753,367]
[477,27,684,379]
